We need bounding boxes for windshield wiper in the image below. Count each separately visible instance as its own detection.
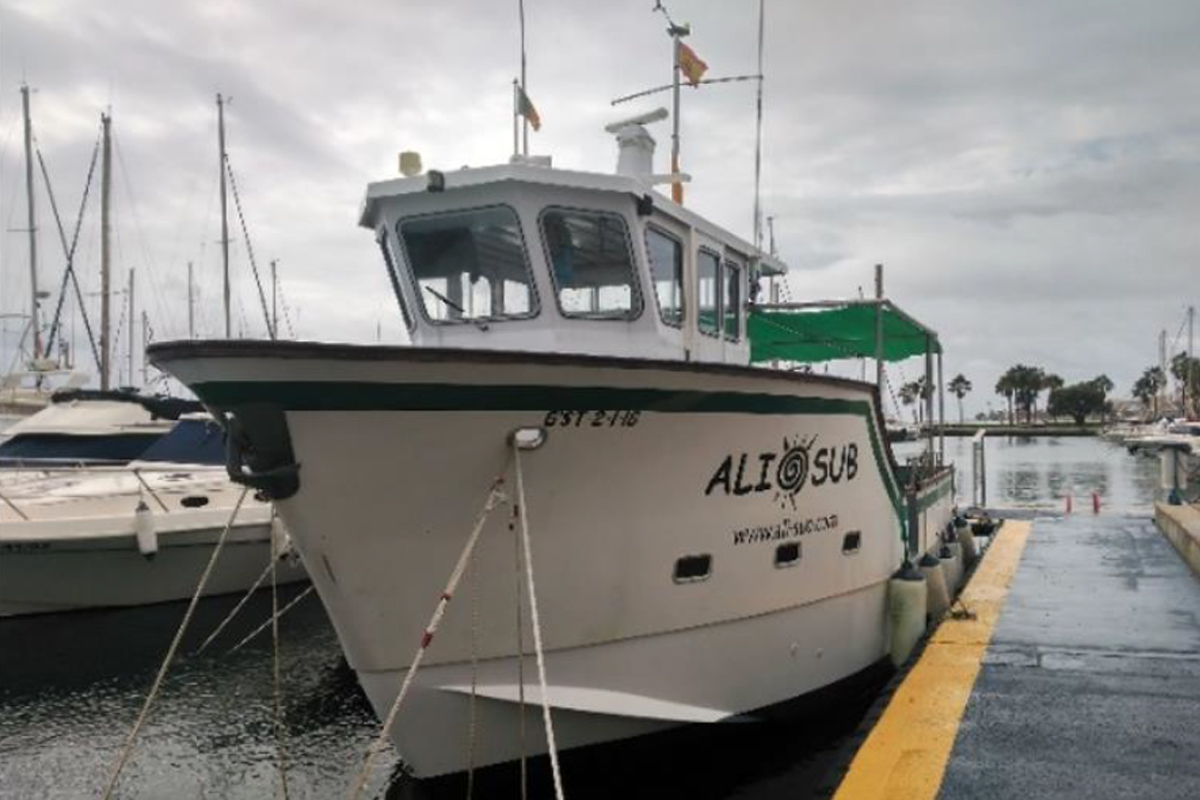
[424,286,489,331]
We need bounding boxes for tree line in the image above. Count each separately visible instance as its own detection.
[894,353,1199,427]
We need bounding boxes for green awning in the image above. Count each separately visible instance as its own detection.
[749,304,940,364]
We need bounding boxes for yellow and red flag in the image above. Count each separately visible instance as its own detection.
[678,42,708,87]
[517,84,541,131]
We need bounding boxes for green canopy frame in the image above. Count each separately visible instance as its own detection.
[749,294,946,473]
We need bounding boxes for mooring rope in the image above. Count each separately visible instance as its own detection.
[344,469,510,800]
[196,558,275,654]
[225,584,316,655]
[270,514,292,799]
[511,504,529,800]
[513,446,566,800]
[100,486,250,800]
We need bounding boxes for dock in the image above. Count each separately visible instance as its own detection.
[830,511,1200,800]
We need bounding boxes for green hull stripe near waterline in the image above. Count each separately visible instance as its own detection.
[192,380,913,535]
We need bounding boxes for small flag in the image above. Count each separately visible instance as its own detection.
[517,84,541,131]
[678,42,708,87]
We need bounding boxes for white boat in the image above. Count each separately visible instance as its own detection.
[0,414,307,616]
[150,116,955,778]
[0,389,192,470]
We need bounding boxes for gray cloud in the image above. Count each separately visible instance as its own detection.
[1,0,1197,416]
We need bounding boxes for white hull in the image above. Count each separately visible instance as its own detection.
[153,342,955,777]
[0,524,307,616]
[0,469,308,616]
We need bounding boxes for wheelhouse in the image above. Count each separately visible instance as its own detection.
[359,162,786,365]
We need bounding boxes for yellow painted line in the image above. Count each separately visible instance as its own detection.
[832,521,1033,800]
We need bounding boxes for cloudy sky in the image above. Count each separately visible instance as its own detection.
[1,0,1197,417]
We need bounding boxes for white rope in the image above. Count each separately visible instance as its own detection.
[465,551,479,799]
[270,514,292,799]
[513,446,566,800]
[512,504,528,800]
[196,558,274,654]
[100,486,249,800]
[344,470,509,800]
[226,584,315,655]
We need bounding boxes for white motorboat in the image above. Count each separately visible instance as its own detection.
[0,414,306,616]
[150,117,955,777]
[0,389,194,470]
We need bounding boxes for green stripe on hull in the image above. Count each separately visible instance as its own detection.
[913,474,955,514]
[193,379,908,536]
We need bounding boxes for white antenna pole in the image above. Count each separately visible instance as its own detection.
[512,78,520,157]
[519,0,529,157]
[187,261,195,338]
[271,259,278,336]
[752,0,766,251]
[1188,304,1195,417]
[671,27,684,204]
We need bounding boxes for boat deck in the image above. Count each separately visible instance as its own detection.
[831,513,1200,800]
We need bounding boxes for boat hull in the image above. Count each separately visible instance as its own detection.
[0,511,307,616]
[150,341,951,777]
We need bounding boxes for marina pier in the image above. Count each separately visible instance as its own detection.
[827,510,1200,800]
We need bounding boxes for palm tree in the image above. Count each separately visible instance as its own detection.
[995,372,1015,425]
[949,374,972,423]
[1132,366,1166,419]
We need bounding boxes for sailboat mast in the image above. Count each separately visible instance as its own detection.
[127,268,135,387]
[218,93,231,338]
[21,83,41,360]
[100,111,113,390]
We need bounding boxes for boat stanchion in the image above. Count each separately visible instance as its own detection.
[134,499,158,559]
[918,552,950,622]
[887,561,927,666]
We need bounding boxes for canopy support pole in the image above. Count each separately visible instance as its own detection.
[874,264,883,390]
[925,335,935,471]
[936,346,945,464]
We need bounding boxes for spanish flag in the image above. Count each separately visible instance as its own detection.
[518,84,541,131]
[678,42,708,87]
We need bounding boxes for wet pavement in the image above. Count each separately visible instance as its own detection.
[938,515,1200,799]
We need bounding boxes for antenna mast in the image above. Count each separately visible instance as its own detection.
[651,3,690,204]
[21,83,42,360]
[217,93,231,338]
[752,0,766,251]
[519,0,529,156]
[187,261,195,338]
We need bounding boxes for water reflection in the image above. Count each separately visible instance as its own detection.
[895,434,1165,513]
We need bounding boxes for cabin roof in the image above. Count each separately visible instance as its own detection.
[358,162,788,275]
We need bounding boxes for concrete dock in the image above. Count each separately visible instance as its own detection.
[833,513,1200,800]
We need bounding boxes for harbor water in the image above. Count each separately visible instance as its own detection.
[0,436,1170,799]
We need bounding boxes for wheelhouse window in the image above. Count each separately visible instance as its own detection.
[723,260,741,342]
[697,249,721,337]
[646,226,684,326]
[541,209,640,319]
[398,206,535,323]
[377,230,414,330]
